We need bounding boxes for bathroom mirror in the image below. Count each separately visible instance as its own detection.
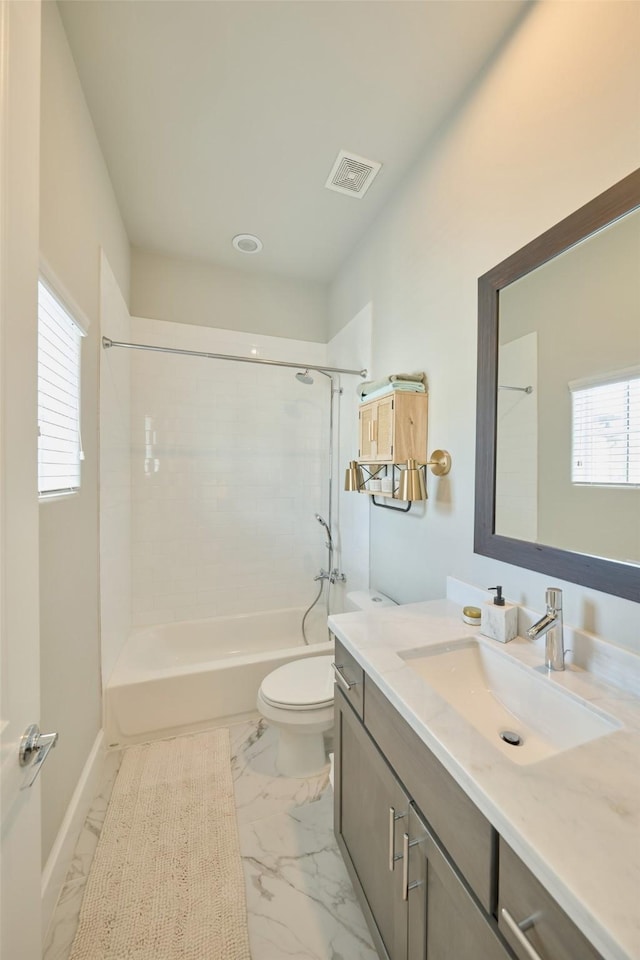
[475,168,640,602]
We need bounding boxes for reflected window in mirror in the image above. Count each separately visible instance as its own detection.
[571,370,640,487]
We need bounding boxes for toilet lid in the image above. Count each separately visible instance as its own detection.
[261,655,335,709]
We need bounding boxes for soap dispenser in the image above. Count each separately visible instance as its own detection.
[480,586,518,643]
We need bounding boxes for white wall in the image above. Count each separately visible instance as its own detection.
[128,317,330,628]
[327,304,373,612]
[99,254,132,685]
[39,1,130,864]
[130,247,328,342]
[329,1,640,651]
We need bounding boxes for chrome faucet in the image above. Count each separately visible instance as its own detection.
[527,587,565,671]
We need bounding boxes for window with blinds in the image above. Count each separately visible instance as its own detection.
[38,280,84,497]
[571,370,640,486]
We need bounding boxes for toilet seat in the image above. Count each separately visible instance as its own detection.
[260,655,334,711]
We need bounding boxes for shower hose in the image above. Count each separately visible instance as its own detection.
[301,579,326,645]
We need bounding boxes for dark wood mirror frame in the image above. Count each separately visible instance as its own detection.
[475,168,640,603]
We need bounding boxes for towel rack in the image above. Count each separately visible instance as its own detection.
[498,384,533,394]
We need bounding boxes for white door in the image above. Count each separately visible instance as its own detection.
[0,2,43,958]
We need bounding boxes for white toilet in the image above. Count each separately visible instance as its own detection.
[257,590,397,777]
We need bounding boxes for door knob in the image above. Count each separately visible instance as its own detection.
[19,723,58,788]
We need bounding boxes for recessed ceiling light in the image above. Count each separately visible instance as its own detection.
[232,234,263,254]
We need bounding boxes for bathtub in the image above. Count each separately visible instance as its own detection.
[105,607,333,747]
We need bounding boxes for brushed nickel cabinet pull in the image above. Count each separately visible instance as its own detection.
[331,662,357,692]
[388,806,405,872]
[501,908,544,960]
[401,831,421,900]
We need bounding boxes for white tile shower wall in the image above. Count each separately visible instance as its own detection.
[130,317,329,626]
[327,304,372,613]
[99,255,132,684]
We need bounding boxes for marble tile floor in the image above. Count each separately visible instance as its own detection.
[43,719,378,960]
[43,753,122,960]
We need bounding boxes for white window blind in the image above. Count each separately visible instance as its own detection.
[570,369,640,486]
[38,280,84,497]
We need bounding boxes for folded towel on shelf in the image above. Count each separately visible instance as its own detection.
[356,377,389,398]
[357,372,426,398]
[358,380,426,404]
[389,373,426,384]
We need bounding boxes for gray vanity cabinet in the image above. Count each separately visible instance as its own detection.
[335,684,511,960]
[333,644,607,960]
[335,688,409,960]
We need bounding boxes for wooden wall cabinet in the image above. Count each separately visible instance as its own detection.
[358,393,427,464]
[333,637,605,960]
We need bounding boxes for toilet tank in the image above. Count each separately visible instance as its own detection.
[344,589,398,612]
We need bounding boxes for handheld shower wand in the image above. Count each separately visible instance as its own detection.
[314,513,333,550]
[303,512,346,645]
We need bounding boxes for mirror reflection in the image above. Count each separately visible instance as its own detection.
[495,207,640,565]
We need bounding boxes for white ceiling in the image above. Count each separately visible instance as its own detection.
[58,0,528,282]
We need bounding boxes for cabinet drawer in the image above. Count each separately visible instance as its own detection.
[332,638,364,719]
[498,839,602,960]
[365,677,496,913]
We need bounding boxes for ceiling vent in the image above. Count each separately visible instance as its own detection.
[324,150,382,199]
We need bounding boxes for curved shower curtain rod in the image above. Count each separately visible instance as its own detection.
[102,336,367,378]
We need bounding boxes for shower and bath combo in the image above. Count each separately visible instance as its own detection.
[101,336,362,645]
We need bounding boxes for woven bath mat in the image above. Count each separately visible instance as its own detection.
[69,730,251,960]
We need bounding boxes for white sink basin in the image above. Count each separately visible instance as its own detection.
[400,638,620,765]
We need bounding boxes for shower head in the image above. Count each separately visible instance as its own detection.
[315,513,333,548]
[295,369,314,385]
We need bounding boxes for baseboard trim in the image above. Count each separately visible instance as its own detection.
[41,730,106,944]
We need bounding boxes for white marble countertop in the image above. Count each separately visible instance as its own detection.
[328,599,640,960]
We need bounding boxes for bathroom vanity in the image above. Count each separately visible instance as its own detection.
[329,600,640,960]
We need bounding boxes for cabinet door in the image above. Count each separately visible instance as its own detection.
[359,403,376,460]
[406,805,512,960]
[375,396,395,460]
[335,689,408,960]
[359,396,395,462]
